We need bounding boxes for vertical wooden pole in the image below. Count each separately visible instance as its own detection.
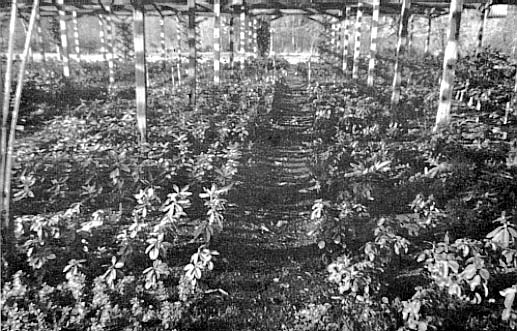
[18,14,33,62]
[367,0,380,87]
[342,6,351,75]
[478,5,489,51]
[160,16,166,59]
[72,10,80,61]
[271,25,276,78]
[57,0,70,78]
[133,3,147,145]
[0,0,18,232]
[36,11,45,63]
[187,0,197,105]
[99,15,107,61]
[408,15,414,54]
[253,18,258,55]
[352,3,363,80]
[435,0,464,129]
[240,4,246,68]
[391,0,411,107]
[229,15,234,70]
[331,20,336,57]
[214,0,221,85]
[4,0,40,249]
[106,5,115,94]
[425,11,432,55]
[175,15,182,85]
[248,16,253,55]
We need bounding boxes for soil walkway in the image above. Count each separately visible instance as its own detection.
[201,73,333,331]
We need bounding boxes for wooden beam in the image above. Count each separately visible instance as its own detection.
[435,0,463,129]
[342,6,351,75]
[391,0,411,107]
[57,0,70,78]
[133,3,147,145]
[214,0,221,84]
[367,0,380,87]
[352,3,362,80]
[187,0,196,105]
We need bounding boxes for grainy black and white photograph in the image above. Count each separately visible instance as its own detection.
[1,0,517,330]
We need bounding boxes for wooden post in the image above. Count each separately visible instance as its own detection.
[36,11,45,63]
[391,0,411,107]
[133,3,147,145]
[99,15,107,61]
[367,0,380,87]
[57,0,70,78]
[308,55,311,85]
[342,6,351,75]
[229,15,234,70]
[248,16,253,55]
[478,4,489,51]
[352,3,363,80]
[72,10,80,61]
[270,25,275,58]
[0,0,18,232]
[18,14,33,62]
[435,0,464,130]
[3,0,40,248]
[175,15,182,85]
[160,16,166,59]
[408,15,414,54]
[187,0,197,105]
[106,5,115,94]
[214,0,221,85]
[240,4,246,68]
[425,11,432,55]
[331,20,337,57]
[253,18,258,54]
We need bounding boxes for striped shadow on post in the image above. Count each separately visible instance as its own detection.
[214,0,221,85]
[72,10,80,62]
[105,4,115,95]
[133,2,147,145]
[352,3,362,80]
[367,0,380,87]
[391,0,411,107]
[435,0,464,130]
[57,0,70,78]
[187,0,197,105]
[342,6,351,76]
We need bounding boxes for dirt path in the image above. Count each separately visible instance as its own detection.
[199,74,333,331]
[228,72,317,241]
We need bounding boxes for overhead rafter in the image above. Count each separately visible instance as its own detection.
[1,0,499,19]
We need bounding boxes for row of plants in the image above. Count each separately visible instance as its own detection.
[297,49,517,330]
[1,60,276,330]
